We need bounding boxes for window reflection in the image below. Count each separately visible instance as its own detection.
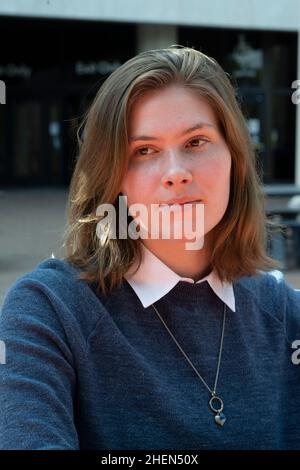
[228,34,263,86]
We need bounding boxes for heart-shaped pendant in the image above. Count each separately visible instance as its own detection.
[215,412,226,426]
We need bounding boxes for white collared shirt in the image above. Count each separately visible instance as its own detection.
[124,243,236,311]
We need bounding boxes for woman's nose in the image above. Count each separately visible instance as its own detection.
[161,155,193,188]
[161,170,192,187]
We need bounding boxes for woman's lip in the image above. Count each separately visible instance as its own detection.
[159,199,202,206]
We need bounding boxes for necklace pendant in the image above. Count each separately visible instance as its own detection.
[214,411,226,426]
[209,393,226,426]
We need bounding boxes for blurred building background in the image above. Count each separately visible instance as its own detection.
[0,0,299,299]
[0,0,300,187]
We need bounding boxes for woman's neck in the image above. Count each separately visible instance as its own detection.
[141,236,213,282]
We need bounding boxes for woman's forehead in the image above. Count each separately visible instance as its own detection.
[128,87,219,136]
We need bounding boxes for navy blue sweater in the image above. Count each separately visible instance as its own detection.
[0,258,300,450]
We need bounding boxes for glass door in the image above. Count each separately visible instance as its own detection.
[238,89,268,181]
[12,100,43,184]
[10,98,65,185]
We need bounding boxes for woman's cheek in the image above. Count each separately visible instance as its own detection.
[200,150,231,186]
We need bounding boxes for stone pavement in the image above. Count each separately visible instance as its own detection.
[0,188,299,306]
[0,188,68,306]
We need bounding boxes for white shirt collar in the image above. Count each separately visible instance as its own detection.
[124,243,236,312]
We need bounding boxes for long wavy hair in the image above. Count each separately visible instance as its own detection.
[62,45,280,297]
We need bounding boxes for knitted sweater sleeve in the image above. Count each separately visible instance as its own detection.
[0,276,79,450]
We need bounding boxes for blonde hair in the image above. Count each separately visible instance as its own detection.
[62,45,280,297]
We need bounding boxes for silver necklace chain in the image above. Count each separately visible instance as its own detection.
[151,302,227,426]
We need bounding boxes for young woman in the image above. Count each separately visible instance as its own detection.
[0,46,300,451]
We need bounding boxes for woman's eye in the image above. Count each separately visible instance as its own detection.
[187,137,208,148]
[133,137,208,156]
[134,146,155,156]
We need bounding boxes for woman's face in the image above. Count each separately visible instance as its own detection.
[121,84,231,244]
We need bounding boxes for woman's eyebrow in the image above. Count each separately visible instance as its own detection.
[129,122,215,143]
